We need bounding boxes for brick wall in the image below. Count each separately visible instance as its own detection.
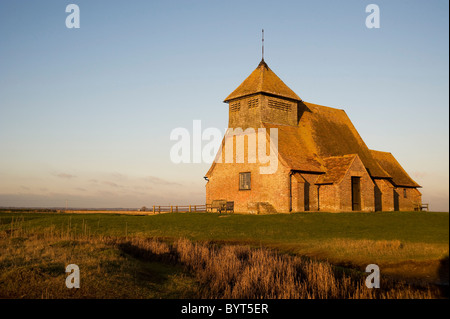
[206,162,291,213]
[299,173,320,211]
[373,179,395,211]
[207,152,379,213]
[318,184,338,212]
[206,131,291,213]
[291,172,322,212]
[394,187,422,211]
[338,157,374,212]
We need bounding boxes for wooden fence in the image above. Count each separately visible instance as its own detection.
[146,202,234,214]
[150,205,207,213]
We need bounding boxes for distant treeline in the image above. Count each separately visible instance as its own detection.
[0,208,59,213]
[0,208,141,212]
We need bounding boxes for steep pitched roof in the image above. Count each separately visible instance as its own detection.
[299,102,391,179]
[370,150,420,187]
[205,101,393,180]
[262,123,325,173]
[261,102,391,179]
[316,155,358,185]
[207,62,416,182]
[224,60,302,102]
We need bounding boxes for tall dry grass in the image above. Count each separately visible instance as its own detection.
[0,218,440,299]
[0,225,196,299]
[122,237,438,299]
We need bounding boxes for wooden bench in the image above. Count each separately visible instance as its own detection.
[225,201,234,213]
[414,203,429,211]
[207,200,234,213]
[209,200,226,213]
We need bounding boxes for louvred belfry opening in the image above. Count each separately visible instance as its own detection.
[224,59,302,129]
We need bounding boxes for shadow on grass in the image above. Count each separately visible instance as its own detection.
[118,242,175,264]
[438,256,449,297]
[116,242,197,298]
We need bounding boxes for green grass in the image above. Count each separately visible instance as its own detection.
[1,211,447,242]
[1,211,448,283]
[0,234,198,298]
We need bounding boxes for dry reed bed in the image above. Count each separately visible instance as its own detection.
[119,237,436,299]
[0,231,197,298]
[0,221,439,299]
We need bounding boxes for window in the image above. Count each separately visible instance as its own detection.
[239,172,251,190]
[403,188,407,198]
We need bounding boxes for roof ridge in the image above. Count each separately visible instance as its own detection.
[258,61,265,91]
[322,154,358,160]
[302,101,345,112]
[370,149,392,154]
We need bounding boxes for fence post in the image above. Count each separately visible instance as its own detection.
[189,205,191,213]
[158,206,161,214]
[194,205,197,212]
[153,206,155,214]
[176,206,178,213]
[170,206,173,213]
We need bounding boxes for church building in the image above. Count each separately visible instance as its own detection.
[205,59,422,213]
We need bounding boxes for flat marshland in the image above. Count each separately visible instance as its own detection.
[0,211,448,299]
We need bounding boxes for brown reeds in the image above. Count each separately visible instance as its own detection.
[122,237,436,299]
[0,220,439,299]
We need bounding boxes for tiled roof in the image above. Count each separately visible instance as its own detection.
[370,150,421,187]
[262,122,325,173]
[224,60,302,102]
[205,102,394,180]
[316,155,358,184]
[266,102,391,179]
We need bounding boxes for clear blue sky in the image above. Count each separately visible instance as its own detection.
[0,0,448,210]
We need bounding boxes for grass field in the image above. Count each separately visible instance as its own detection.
[0,234,198,298]
[0,211,448,298]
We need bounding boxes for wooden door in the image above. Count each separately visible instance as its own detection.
[351,177,361,211]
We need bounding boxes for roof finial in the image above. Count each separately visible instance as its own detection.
[262,29,264,61]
